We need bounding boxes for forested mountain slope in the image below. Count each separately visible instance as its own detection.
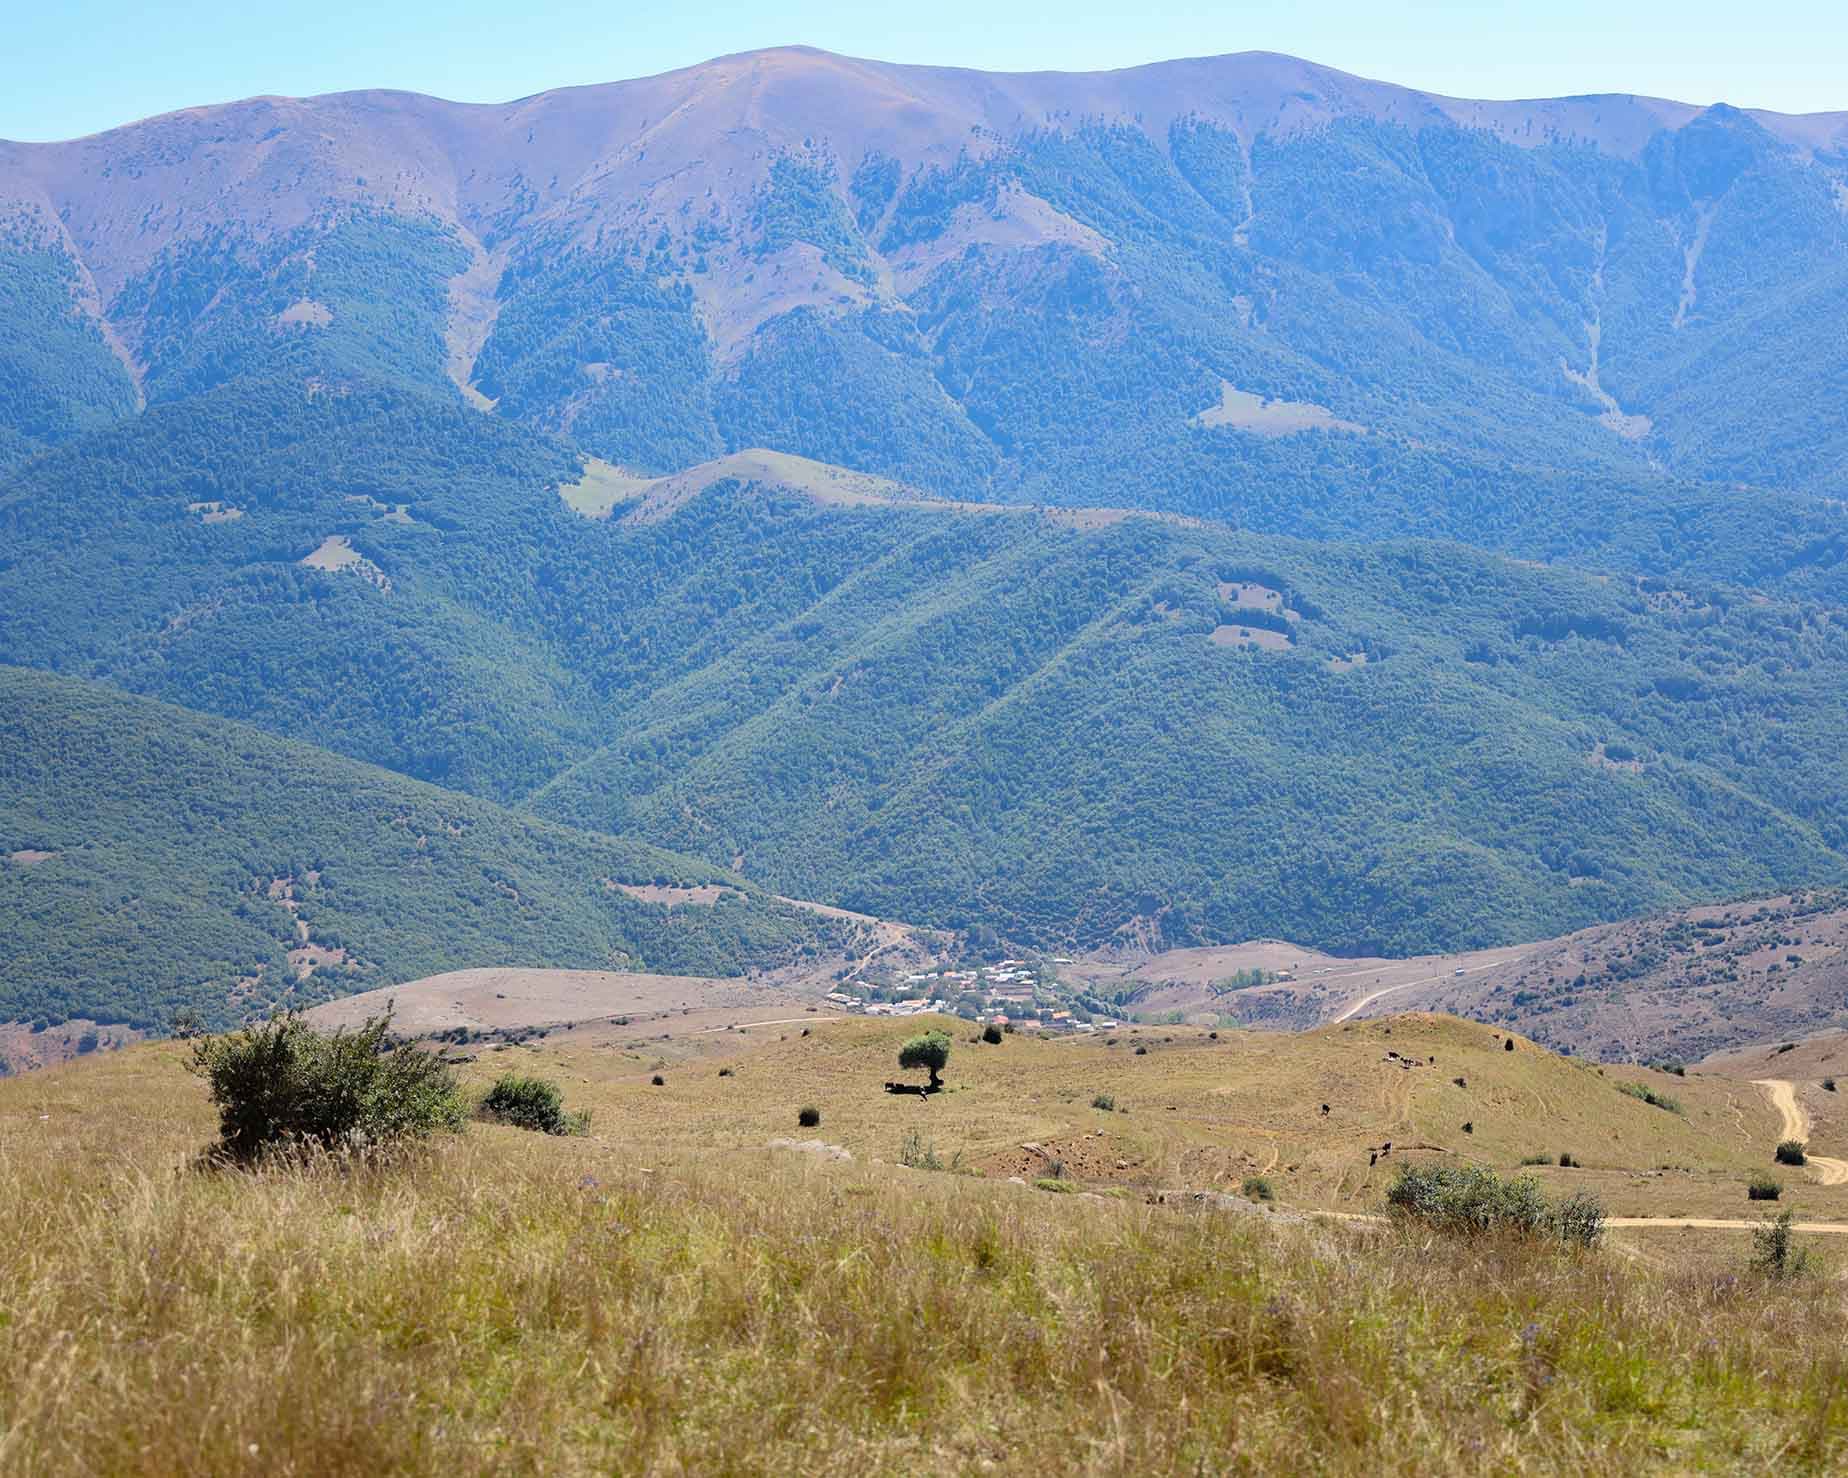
[1,48,1846,530]
[0,666,835,1031]
[5,372,1844,959]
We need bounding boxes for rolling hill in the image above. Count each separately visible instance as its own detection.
[1357,887,1848,1061]
[0,664,845,1035]
[5,1005,1847,1470]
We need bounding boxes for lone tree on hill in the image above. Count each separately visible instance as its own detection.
[899,1031,951,1092]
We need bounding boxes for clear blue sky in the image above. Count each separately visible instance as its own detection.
[6,0,1845,142]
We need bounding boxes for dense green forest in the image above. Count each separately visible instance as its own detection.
[0,235,140,450]
[0,666,837,1031]
[4,369,1845,964]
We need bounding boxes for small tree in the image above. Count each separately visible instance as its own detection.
[1775,1139,1808,1166]
[898,1030,951,1092]
[1750,1209,1813,1280]
[169,1006,207,1040]
[981,1023,1003,1045]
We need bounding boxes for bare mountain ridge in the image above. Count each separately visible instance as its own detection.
[5,47,1846,355]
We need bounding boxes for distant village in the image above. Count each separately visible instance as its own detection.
[823,959,1122,1034]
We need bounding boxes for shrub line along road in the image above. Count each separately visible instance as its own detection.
[1314,1211,1848,1234]
[1306,1073,1848,1233]
[1754,1078,1848,1186]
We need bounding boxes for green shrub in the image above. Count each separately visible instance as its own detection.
[1775,1140,1807,1167]
[1749,1210,1814,1280]
[1558,1152,1579,1168]
[1091,1092,1116,1112]
[1824,1077,1837,1093]
[1385,1164,1604,1247]
[1747,1174,1782,1201]
[1035,1177,1076,1193]
[477,1073,587,1135]
[1242,1175,1274,1202]
[650,1074,665,1087]
[797,1105,821,1128]
[188,1011,464,1163]
[981,1023,1003,1045]
[1617,1082,1682,1114]
[1519,1154,1555,1167]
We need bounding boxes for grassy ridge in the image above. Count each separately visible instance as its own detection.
[0,666,833,1030]
[0,1042,1842,1473]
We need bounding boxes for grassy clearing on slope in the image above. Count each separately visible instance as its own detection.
[2,1036,1846,1473]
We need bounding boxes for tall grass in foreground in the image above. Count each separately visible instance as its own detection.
[0,1068,1844,1473]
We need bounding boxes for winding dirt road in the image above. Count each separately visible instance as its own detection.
[1330,957,1524,1024]
[1754,1079,1848,1187]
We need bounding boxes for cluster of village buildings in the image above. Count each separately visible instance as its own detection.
[822,959,1118,1034]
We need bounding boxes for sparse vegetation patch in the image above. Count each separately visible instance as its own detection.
[1617,1081,1683,1114]
[1386,1164,1604,1247]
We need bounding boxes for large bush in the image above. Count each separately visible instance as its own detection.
[189,1011,464,1162]
[1386,1164,1604,1247]
[478,1073,588,1135]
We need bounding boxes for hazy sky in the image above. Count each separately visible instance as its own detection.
[6,0,1846,141]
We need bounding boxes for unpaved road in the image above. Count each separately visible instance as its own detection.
[1317,1210,1848,1235]
[1604,1217,1848,1234]
[1331,957,1524,1024]
[1755,1078,1848,1187]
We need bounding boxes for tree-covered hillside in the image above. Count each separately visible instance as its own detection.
[0,666,836,1031]
[524,495,1848,954]
[4,368,1844,963]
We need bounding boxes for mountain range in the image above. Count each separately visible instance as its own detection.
[2,48,1846,1050]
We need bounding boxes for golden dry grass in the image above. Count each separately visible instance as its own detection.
[505,1012,1844,1221]
[2,1026,1845,1473]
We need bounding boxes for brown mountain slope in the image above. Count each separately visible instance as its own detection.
[5,47,1846,358]
[1071,888,1848,1064]
[1331,888,1848,1062]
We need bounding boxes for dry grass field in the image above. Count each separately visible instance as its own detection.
[2,1013,1845,1473]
